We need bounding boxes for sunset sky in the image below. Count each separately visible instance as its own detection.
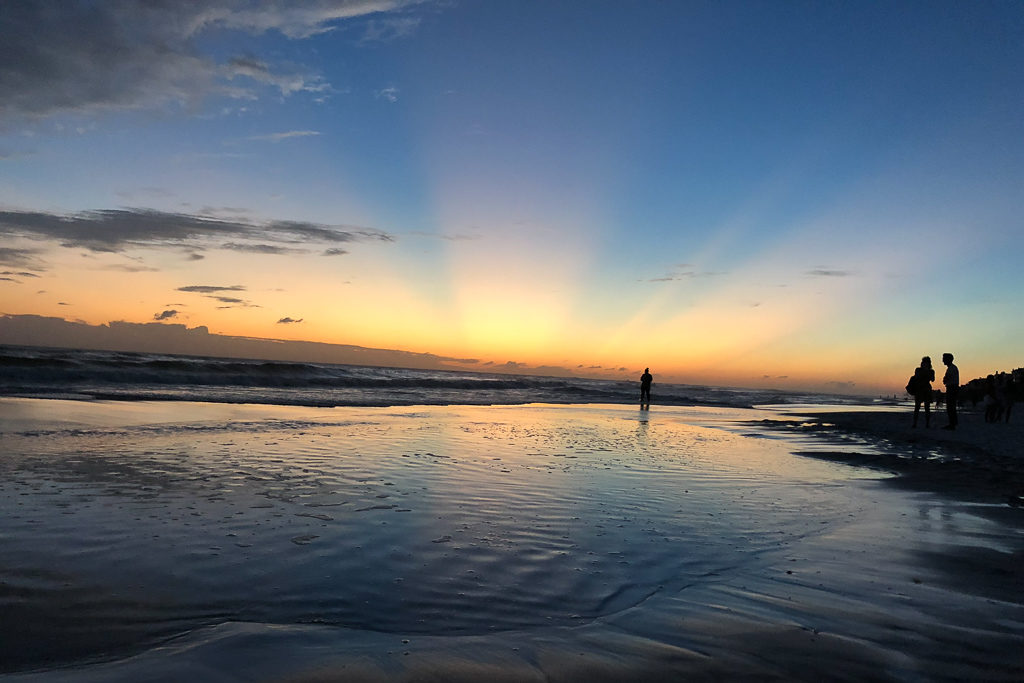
[2,1,1022,395]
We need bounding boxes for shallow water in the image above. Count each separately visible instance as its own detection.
[0,399,1021,681]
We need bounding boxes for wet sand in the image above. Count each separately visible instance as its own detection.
[1,399,1022,681]
[761,407,1024,507]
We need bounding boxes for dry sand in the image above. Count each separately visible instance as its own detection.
[1,399,1022,681]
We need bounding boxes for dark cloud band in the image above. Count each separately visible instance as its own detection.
[0,208,393,254]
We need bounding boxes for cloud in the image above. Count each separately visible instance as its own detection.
[175,285,258,308]
[1,1,424,123]
[361,16,422,42]
[154,310,179,321]
[0,207,393,254]
[247,130,322,142]
[221,242,307,255]
[322,247,349,256]
[805,268,854,277]
[198,206,253,217]
[647,270,725,282]
[177,285,246,294]
[100,263,161,272]
[0,247,46,270]
[375,86,399,102]
[277,317,304,324]
[0,270,41,278]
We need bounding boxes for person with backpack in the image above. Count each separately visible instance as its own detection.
[910,356,934,428]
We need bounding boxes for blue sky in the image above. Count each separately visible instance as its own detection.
[1,1,1022,394]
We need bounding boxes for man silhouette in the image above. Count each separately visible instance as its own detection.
[640,368,653,407]
[941,352,959,430]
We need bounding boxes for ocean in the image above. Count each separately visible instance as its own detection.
[0,344,874,409]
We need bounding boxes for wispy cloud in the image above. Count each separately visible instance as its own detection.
[153,309,179,321]
[0,208,393,255]
[361,16,422,43]
[177,285,246,294]
[805,267,854,277]
[220,242,308,255]
[176,284,259,309]
[0,247,46,270]
[1,1,426,123]
[277,317,304,324]
[375,86,399,103]
[647,270,725,282]
[246,130,322,143]
[99,263,161,273]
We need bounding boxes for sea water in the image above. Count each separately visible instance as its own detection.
[0,344,874,408]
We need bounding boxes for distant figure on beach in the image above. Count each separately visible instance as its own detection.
[1005,373,1019,424]
[987,372,1013,424]
[984,375,1001,423]
[640,368,653,408]
[911,356,934,428]
[941,353,959,430]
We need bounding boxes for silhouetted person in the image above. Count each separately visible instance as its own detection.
[941,352,959,430]
[984,375,1000,423]
[1005,373,1018,424]
[911,356,934,428]
[640,368,653,407]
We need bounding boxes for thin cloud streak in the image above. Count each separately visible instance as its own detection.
[176,285,247,294]
[246,130,322,142]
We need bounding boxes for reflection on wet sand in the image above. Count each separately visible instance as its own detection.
[0,399,1021,680]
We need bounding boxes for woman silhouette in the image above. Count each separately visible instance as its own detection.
[912,356,934,428]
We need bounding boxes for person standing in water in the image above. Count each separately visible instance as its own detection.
[941,352,960,430]
[911,356,934,428]
[640,368,653,408]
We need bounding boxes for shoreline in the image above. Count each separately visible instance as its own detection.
[761,408,1024,508]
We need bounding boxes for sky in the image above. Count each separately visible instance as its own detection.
[1,0,1022,395]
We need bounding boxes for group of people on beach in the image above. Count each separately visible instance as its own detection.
[978,372,1018,424]
[908,353,959,430]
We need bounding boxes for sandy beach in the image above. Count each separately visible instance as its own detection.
[1,398,1022,681]
[761,407,1024,508]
